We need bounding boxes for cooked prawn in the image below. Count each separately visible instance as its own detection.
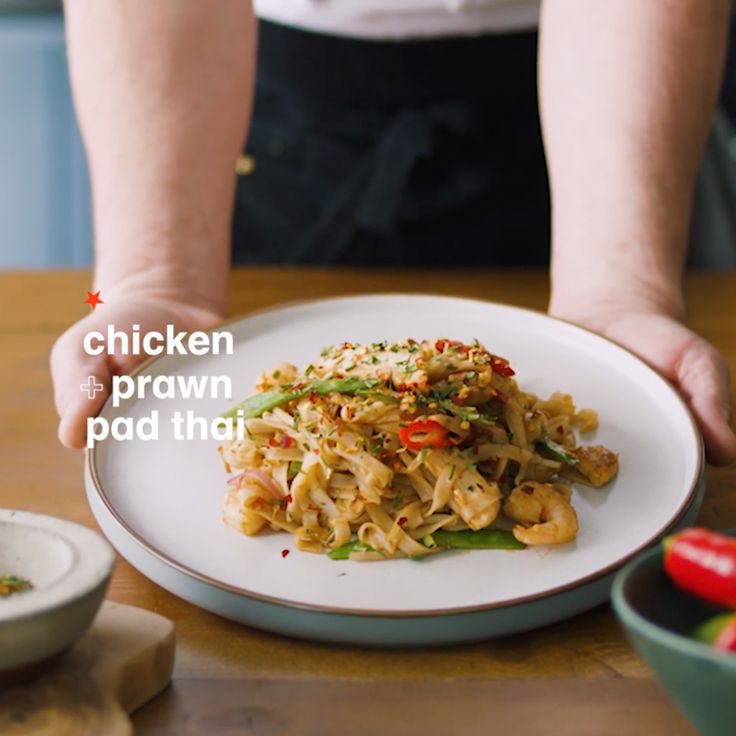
[503,481,578,545]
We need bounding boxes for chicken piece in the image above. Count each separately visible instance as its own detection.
[570,445,619,487]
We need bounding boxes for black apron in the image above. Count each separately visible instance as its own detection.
[231,20,550,267]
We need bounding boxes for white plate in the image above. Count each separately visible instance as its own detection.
[86,295,704,645]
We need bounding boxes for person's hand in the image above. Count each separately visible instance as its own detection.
[51,292,223,449]
[549,303,736,466]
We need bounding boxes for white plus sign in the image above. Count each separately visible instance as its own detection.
[80,375,105,400]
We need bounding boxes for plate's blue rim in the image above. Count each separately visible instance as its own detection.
[86,293,705,618]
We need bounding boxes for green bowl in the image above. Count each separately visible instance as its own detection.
[612,531,736,736]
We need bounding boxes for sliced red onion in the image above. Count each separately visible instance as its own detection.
[228,469,280,497]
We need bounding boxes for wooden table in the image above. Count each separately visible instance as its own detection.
[2,268,735,736]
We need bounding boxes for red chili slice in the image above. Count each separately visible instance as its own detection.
[398,420,450,451]
[490,355,515,377]
[663,528,736,608]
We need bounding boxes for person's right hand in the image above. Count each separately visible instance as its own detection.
[51,293,223,449]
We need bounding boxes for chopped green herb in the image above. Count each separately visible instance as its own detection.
[369,438,383,456]
[358,391,400,405]
[430,383,459,399]
[435,398,499,427]
[0,574,32,596]
[287,461,302,481]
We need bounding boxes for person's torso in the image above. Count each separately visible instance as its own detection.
[253,0,540,40]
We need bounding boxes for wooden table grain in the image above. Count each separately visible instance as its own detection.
[2,268,735,736]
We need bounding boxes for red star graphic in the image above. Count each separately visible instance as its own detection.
[83,290,104,311]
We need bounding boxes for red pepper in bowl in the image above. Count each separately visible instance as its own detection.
[399,420,449,451]
[663,528,736,609]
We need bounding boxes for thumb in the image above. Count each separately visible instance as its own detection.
[50,326,114,449]
[673,339,736,466]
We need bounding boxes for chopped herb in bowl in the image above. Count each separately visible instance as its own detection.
[0,574,32,597]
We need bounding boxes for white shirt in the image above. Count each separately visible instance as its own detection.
[254,0,540,40]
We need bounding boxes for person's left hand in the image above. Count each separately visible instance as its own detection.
[549,307,736,466]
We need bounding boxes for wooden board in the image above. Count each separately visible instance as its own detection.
[0,602,175,736]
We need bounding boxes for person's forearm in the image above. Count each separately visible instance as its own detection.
[540,0,730,320]
[64,0,255,314]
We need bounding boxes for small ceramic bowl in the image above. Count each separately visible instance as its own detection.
[0,509,115,686]
[612,531,736,736]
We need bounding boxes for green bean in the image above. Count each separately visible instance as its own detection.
[327,540,373,560]
[431,529,526,550]
[538,439,579,466]
[328,529,524,560]
[221,377,382,420]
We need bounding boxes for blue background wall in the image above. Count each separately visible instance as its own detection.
[0,11,92,268]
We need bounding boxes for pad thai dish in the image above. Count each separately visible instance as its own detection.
[219,339,618,561]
